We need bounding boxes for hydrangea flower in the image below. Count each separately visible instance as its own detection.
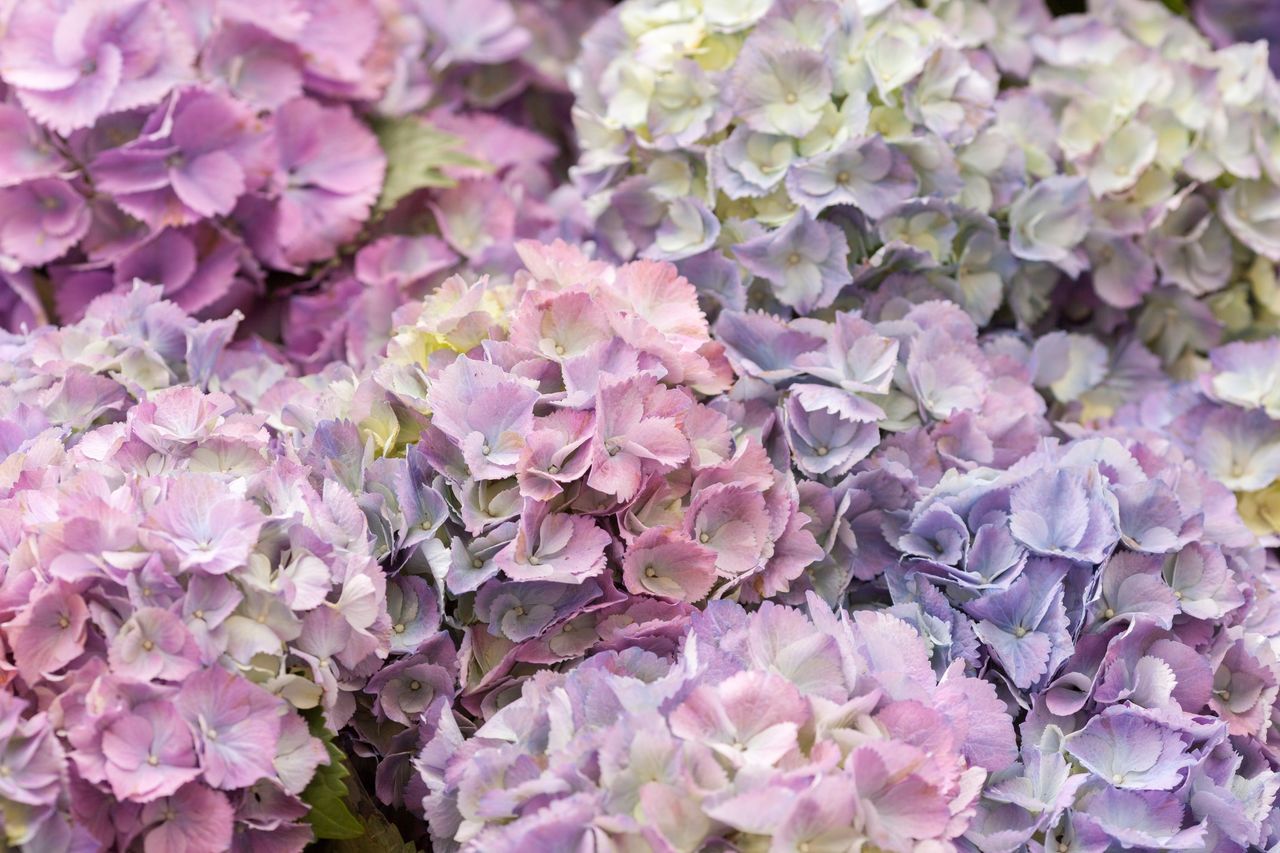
[0,0,602,364]
[880,430,1280,851]
[572,0,1280,355]
[0,284,393,848]
[418,597,1015,851]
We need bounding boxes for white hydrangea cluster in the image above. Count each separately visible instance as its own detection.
[570,0,1280,351]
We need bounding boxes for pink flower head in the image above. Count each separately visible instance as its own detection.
[142,474,265,574]
[684,484,770,576]
[496,500,610,583]
[0,694,65,808]
[609,259,710,342]
[91,89,263,228]
[516,409,595,501]
[102,700,201,802]
[621,526,718,602]
[140,782,234,853]
[669,670,810,767]
[508,289,614,361]
[0,0,193,134]
[128,386,238,452]
[108,607,201,683]
[0,178,91,265]
[199,21,304,111]
[0,104,68,187]
[174,668,283,790]
[588,374,691,501]
[426,357,542,481]
[112,224,252,316]
[6,581,89,684]
[252,97,385,268]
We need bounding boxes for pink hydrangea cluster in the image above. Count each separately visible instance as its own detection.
[418,597,1016,851]
[0,0,600,362]
[0,285,392,849]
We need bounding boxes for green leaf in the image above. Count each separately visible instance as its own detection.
[373,117,489,215]
[328,744,420,853]
[300,729,364,841]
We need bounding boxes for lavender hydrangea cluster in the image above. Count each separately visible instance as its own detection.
[0,0,599,359]
[881,431,1280,848]
[571,0,1280,349]
[419,597,1016,851]
[0,285,391,849]
[1104,335,1280,547]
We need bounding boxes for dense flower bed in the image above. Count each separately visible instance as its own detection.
[2,0,1280,851]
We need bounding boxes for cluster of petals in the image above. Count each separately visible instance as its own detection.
[572,0,1280,362]
[418,597,1016,851]
[0,0,599,349]
[876,428,1280,849]
[0,284,392,850]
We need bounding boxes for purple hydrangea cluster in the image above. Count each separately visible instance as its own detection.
[571,0,1280,354]
[1104,335,1280,546]
[418,597,1016,851]
[0,0,600,361]
[0,285,391,849]
[879,430,1280,849]
[712,298,1050,599]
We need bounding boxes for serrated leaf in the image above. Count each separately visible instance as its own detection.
[373,117,489,215]
[301,729,365,840]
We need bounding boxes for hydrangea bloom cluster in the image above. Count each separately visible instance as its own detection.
[0,284,393,849]
[712,297,1051,600]
[3,0,1280,850]
[875,429,1280,849]
[418,597,1016,851]
[1102,335,1280,549]
[247,242,1060,825]
[0,0,600,354]
[571,0,1280,348]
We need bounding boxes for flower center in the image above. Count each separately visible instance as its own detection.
[393,623,405,633]
[645,566,658,578]
[787,253,801,266]
[142,640,155,651]
[785,92,798,104]
[471,558,483,568]
[409,681,421,691]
